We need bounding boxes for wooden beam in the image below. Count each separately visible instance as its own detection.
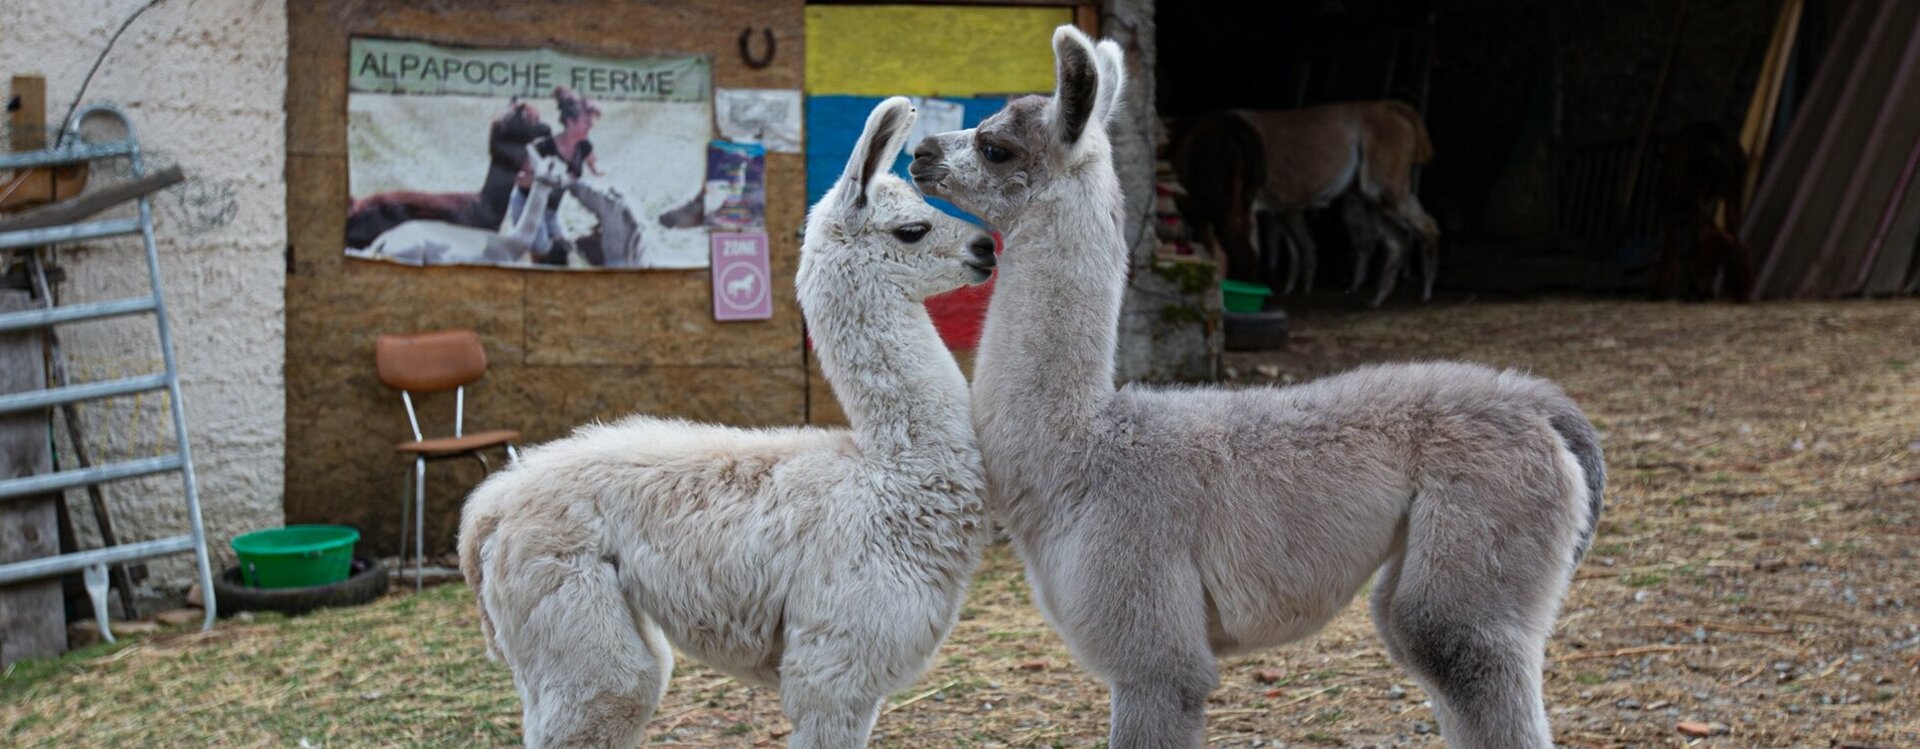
[0,165,184,235]
[0,290,61,667]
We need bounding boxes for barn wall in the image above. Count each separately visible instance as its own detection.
[2,0,289,594]
[284,0,806,556]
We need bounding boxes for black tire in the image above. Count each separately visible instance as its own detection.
[1224,310,1290,351]
[213,557,391,617]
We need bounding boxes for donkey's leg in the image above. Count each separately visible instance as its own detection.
[1340,195,1380,294]
[1370,232,1407,307]
[1419,233,1440,302]
[1379,483,1570,749]
[502,557,671,749]
[1256,211,1290,295]
[1283,212,1319,293]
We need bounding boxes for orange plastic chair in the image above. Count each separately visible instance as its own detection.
[374,330,518,588]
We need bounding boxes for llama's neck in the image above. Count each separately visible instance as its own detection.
[803,275,973,462]
[508,178,553,242]
[972,159,1129,443]
[590,195,640,266]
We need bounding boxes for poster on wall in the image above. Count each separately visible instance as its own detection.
[714,88,803,153]
[342,37,713,270]
[704,141,767,232]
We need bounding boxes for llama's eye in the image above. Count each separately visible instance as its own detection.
[892,223,931,243]
[980,144,1013,164]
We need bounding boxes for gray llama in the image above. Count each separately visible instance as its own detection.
[909,26,1604,749]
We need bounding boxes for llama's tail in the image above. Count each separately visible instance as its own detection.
[457,478,506,661]
[1379,100,1434,165]
[1547,405,1607,571]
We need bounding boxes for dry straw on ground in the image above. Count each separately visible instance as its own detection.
[4,298,1916,747]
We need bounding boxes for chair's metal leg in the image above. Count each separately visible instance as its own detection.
[84,564,114,644]
[470,451,490,475]
[398,464,411,584]
[506,443,518,463]
[414,456,427,590]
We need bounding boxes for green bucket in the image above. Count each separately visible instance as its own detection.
[231,525,360,589]
[1220,279,1274,313]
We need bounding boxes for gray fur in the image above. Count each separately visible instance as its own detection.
[912,26,1603,749]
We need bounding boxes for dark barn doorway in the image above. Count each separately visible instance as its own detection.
[1157,0,1798,299]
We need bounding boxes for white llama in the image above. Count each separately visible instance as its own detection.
[366,146,570,265]
[566,180,646,268]
[911,28,1604,749]
[459,98,1001,749]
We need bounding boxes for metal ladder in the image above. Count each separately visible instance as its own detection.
[0,105,216,636]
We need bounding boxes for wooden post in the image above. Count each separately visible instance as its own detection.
[4,75,87,213]
[0,289,62,667]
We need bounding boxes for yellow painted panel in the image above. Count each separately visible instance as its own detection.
[806,5,1071,97]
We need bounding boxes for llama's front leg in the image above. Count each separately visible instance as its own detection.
[780,686,883,749]
[1052,544,1218,749]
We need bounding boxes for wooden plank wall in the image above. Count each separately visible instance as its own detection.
[284,0,806,556]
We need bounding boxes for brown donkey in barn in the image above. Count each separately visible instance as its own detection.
[1174,101,1440,305]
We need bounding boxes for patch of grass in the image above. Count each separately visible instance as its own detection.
[1576,672,1606,685]
[1621,570,1670,588]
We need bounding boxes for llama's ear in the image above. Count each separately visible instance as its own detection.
[840,96,917,215]
[1093,39,1127,126]
[1049,25,1100,147]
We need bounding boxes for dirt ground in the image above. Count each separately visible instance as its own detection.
[4,298,1917,748]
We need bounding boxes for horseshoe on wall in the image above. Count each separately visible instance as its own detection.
[739,27,775,69]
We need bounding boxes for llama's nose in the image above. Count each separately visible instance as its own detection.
[910,140,944,177]
[968,236,996,265]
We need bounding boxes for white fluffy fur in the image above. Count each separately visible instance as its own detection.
[459,97,999,748]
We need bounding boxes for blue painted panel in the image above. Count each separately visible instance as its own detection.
[804,95,1013,222]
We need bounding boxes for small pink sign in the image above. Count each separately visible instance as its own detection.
[710,232,773,321]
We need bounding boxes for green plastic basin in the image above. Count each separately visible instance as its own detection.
[230,525,360,589]
[1220,279,1274,313]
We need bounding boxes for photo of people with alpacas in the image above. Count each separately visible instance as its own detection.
[343,38,712,269]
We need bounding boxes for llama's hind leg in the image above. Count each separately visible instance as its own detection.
[1377,490,1571,749]
[501,560,672,749]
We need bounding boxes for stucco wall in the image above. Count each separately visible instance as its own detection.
[2,0,288,596]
